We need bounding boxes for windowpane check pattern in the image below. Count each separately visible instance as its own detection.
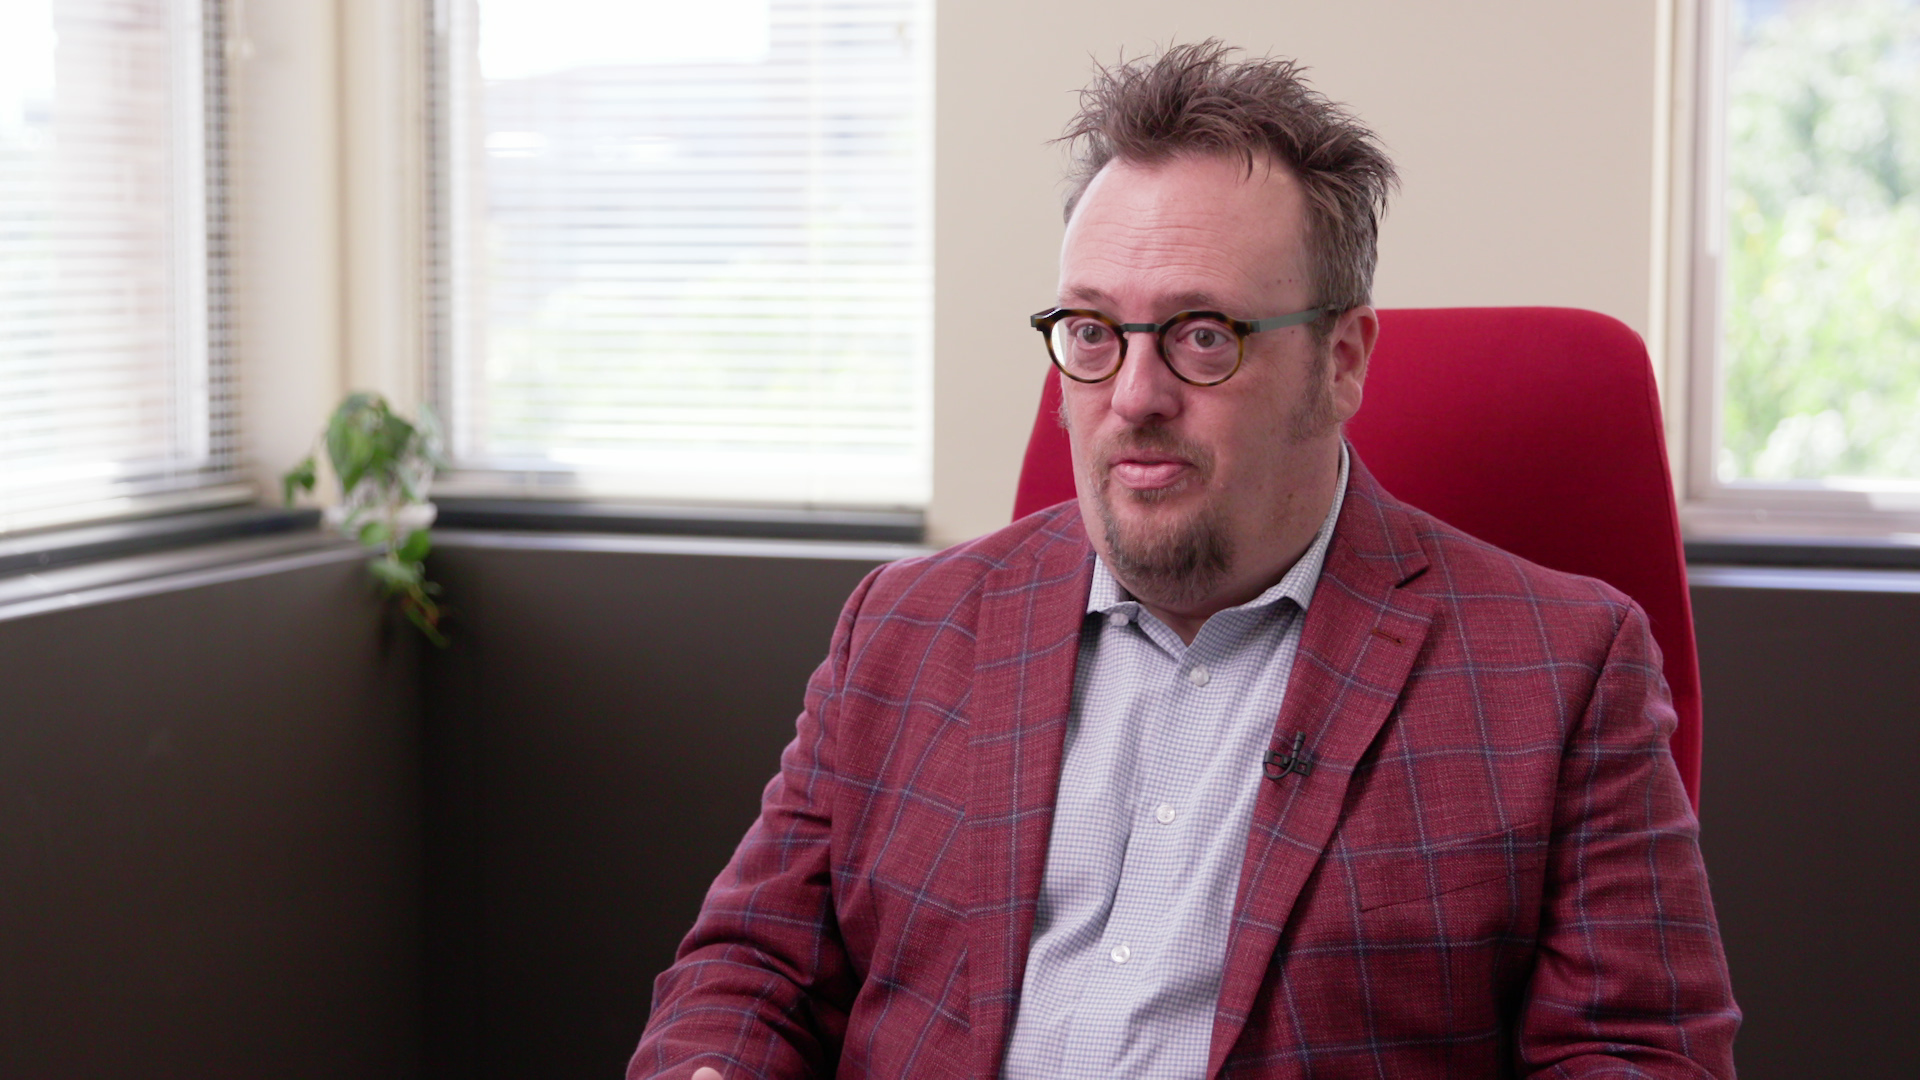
[436,0,932,507]
[0,0,234,535]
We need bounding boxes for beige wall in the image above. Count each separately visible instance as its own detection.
[931,0,1669,544]
[234,0,346,493]
[235,0,430,495]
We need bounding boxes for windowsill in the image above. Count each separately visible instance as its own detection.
[1687,563,1920,595]
[0,528,360,621]
[1684,535,1920,571]
[429,497,925,544]
[0,506,323,579]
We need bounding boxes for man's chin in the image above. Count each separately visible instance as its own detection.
[1106,472,1200,507]
[1104,499,1192,542]
[1098,481,1208,549]
[1096,486,1232,598]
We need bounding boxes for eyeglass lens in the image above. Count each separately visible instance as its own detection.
[1049,313,1243,383]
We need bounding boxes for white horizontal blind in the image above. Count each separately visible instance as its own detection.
[0,0,236,535]
[436,0,932,508]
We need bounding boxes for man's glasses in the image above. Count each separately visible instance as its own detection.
[1029,306,1334,386]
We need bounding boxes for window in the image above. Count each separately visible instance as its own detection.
[0,0,238,536]
[430,0,933,510]
[1689,0,1920,536]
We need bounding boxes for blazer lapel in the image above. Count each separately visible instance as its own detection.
[1206,458,1440,1076]
[967,508,1094,1080]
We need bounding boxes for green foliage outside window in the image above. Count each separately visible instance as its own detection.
[1724,0,1920,483]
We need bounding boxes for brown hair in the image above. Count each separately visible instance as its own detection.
[1059,40,1398,318]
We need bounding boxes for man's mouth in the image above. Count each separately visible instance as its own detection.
[1109,456,1192,491]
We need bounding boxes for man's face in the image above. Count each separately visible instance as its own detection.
[1057,153,1368,609]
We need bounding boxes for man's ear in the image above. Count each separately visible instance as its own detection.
[1329,305,1378,423]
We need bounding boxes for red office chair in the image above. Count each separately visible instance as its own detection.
[1013,307,1703,808]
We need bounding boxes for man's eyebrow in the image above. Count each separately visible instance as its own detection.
[1056,287,1240,313]
[1161,290,1236,312]
[1058,285,1114,307]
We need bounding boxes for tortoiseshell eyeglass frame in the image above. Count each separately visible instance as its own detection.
[1028,305,1336,386]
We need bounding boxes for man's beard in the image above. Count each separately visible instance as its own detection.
[1092,426,1234,608]
[1075,354,1337,609]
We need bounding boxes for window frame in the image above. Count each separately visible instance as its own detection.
[1677,0,1920,545]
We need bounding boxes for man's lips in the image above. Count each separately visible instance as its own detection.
[1110,457,1192,490]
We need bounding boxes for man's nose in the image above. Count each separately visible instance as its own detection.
[1108,331,1185,423]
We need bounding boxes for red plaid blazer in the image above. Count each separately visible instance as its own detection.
[632,457,1739,1079]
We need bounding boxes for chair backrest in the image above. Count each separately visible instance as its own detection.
[1012,307,1702,808]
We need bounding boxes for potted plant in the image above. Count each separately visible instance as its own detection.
[283,392,450,644]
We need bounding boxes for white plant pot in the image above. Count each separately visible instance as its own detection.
[324,501,438,537]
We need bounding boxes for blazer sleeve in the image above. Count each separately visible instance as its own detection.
[1517,601,1741,1079]
[627,568,883,1080]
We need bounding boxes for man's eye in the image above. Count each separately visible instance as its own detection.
[1073,323,1110,344]
[1182,324,1231,350]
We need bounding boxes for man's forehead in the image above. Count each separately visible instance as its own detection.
[1071,153,1302,222]
[1059,156,1311,306]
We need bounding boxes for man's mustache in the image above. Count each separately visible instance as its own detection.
[1096,425,1214,473]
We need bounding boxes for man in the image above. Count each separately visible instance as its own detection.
[633,42,1738,1079]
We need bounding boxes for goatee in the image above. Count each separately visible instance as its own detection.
[1091,427,1234,608]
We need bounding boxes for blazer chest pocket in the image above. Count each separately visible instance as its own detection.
[1350,824,1546,913]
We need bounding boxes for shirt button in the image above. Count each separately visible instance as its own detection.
[1110,943,1131,964]
[1187,665,1210,687]
[1107,611,1129,627]
[1156,804,1176,824]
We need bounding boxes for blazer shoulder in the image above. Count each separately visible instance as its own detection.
[855,500,1090,623]
[1396,501,1639,638]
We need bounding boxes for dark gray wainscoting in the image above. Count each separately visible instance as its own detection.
[1691,569,1920,1080]
[0,544,423,1080]
[420,533,907,1080]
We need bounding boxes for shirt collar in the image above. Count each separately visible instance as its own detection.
[1087,442,1350,617]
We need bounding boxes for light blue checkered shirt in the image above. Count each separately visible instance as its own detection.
[1001,447,1349,1080]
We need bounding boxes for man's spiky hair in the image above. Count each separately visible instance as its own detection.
[1060,40,1399,316]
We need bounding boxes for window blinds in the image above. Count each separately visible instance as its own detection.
[0,0,237,535]
[435,0,932,508]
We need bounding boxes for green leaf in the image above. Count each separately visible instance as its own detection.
[324,406,356,484]
[337,425,376,492]
[358,521,391,548]
[280,456,317,507]
[403,598,449,647]
[335,391,379,419]
[379,415,416,465]
[397,528,432,563]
